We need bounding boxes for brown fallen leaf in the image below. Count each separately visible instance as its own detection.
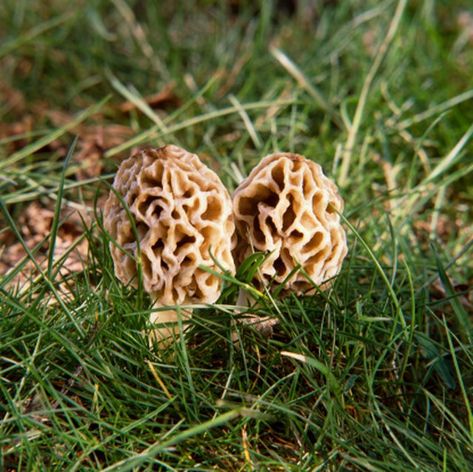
[0,202,89,286]
[0,115,35,152]
[40,110,134,179]
[74,123,133,180]
[413,214,464,244]
[1,81,177,167]
[0,81,26,114]
[118,82,179,113]
[20,201,55,239]
[430,278,473,313]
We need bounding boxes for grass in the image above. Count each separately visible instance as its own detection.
[1,0,473,469]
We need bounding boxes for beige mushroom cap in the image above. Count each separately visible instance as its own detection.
[104,145,235,306]
[233,152,347,293]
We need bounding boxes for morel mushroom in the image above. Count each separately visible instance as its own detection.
[233,152,347,295]
[104,145,235,343]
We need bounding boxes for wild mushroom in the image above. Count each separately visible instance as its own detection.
[103,145,235,344]
[233,152,347,320]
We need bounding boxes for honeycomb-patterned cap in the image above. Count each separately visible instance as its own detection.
[104,145,235,305]
[233,152,347,293]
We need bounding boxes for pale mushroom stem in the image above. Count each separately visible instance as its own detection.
[149,308,192,346]
[236,288,277,337]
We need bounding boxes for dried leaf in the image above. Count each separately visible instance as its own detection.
[0,115,35,152]
[74,123,133,179]
[0,81,26,114]
[0,202,89,286]
[117,82,178,113]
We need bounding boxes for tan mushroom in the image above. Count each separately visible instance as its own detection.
[104,145,235,344]
[233,152,347,298]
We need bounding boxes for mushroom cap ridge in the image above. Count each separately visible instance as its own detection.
[233,152,347,293]
[104,145,235,305]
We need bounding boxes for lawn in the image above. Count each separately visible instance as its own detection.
[1,0,473,470]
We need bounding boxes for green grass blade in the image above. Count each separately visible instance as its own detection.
[102,409,243,471]
[47,136,78,279]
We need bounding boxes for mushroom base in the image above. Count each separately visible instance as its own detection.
[234,288,278,339]
[148,308,192,347]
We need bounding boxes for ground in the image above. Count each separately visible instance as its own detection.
[1,1,473,470]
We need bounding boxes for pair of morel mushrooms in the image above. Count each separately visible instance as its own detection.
[104,145,347,344]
